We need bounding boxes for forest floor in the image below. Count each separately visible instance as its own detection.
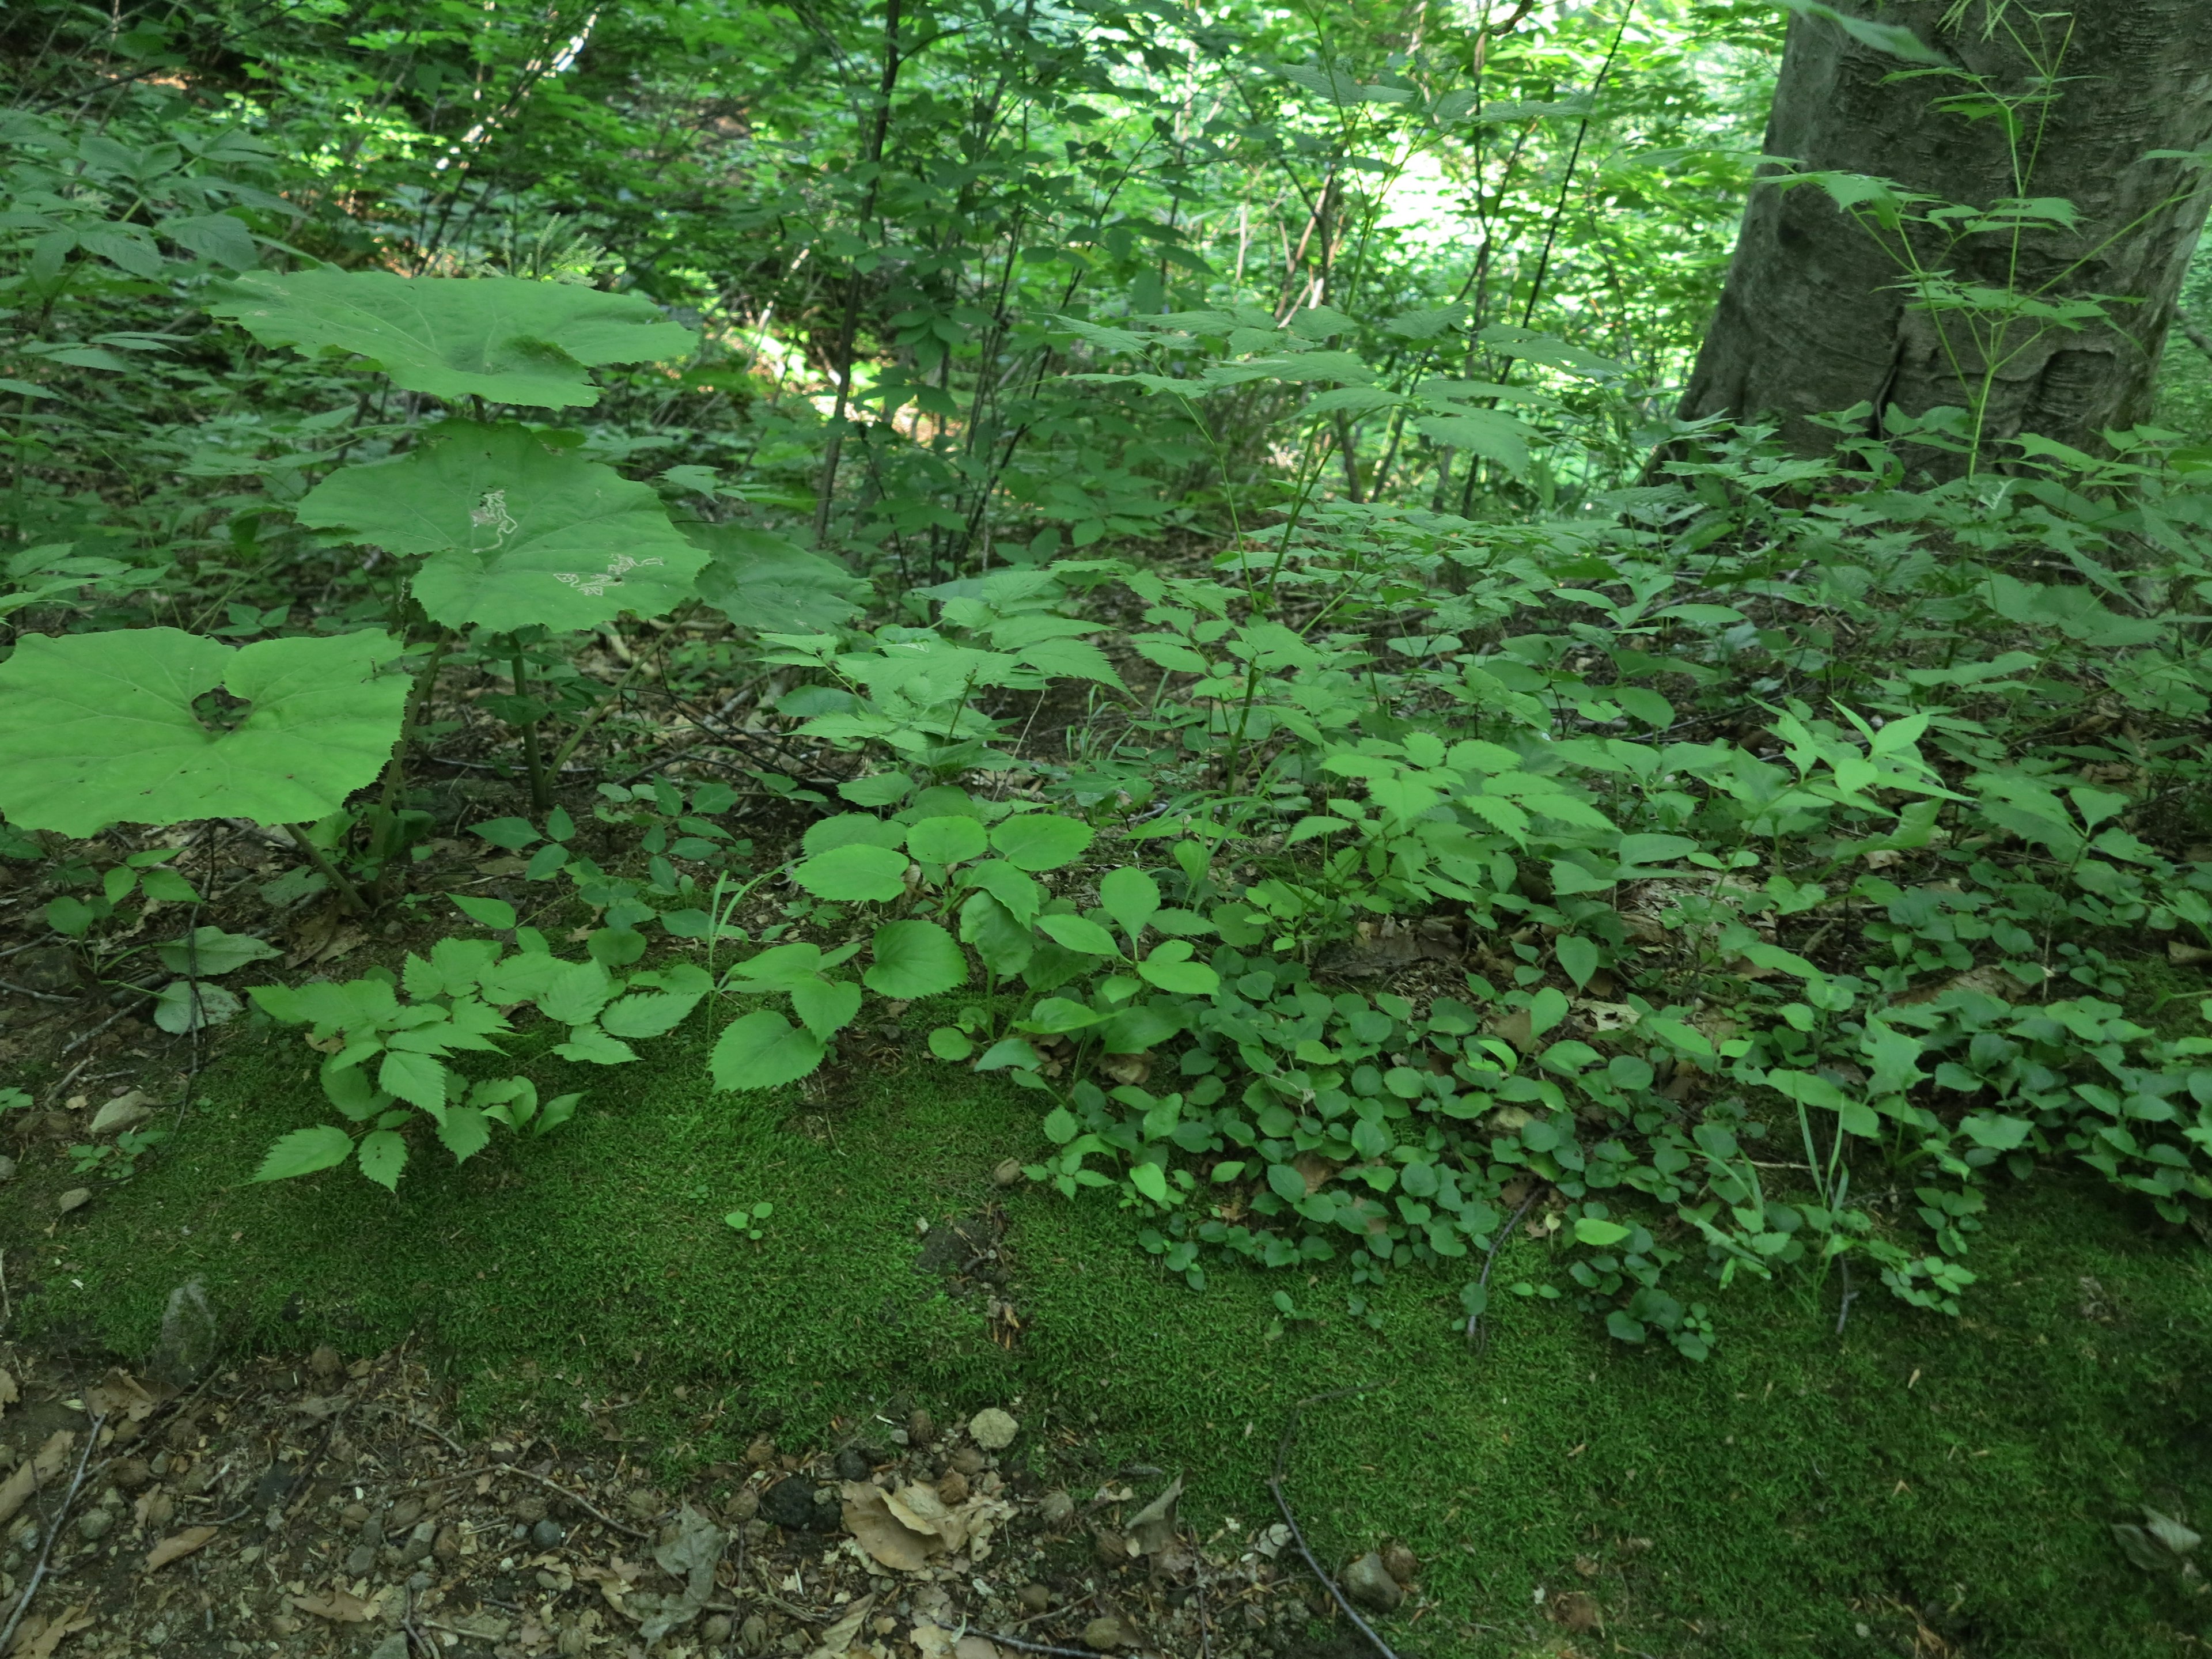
[1,1010,2208,1659]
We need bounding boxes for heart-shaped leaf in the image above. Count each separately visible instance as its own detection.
[989,813,1094,873]
[792,842,909,903]
[296,424,704,632]
[1099,866,1161,944]
[0,628,409,836]
[206,269,695,407]
[865,919,968,998]
[710,1010,828,1090]
[905,815,988,866]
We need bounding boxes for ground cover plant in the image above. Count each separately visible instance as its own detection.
[1,0,2210,1654]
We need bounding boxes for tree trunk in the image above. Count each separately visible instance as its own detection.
[1680,1,2212,473]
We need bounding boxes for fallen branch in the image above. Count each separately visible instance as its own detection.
[975,1634,1108,1658]
[1465,1190,1540,1355]
[0,1412,105,1653]
[395,1411,650,1539]
[1267,1386,1399,1659]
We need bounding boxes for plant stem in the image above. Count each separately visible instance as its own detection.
[370,637,453,903]
[285,824,370,917]
[512,642,551,812]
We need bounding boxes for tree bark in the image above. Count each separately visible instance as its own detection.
[1680,1,2212,473]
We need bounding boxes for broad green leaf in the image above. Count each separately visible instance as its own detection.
[802,813,910,855]
[688,526,870,632]
[295,423,704,632]
[437,1105,491,1162]
[792,842,909,902]
[1777,0,1946,63]
[1135,952,1218,995]
[1099,867,1161,943]
[1130,1162,1170,1203]
[1037,913,1120,956]
[157,926,279,977]
[553,1025,638,1065]
[0,628,408,836]
[356,1128,408,1191]
[151,979,243,1033]
[1413,411,1530,474]
[1573,1217,1631,1248]
[790,976,863,1039]
[599,964,710,1039]
[865,919,968,998]
[538,960,619,1025]
[452,894,518,930]
[710,1010,827,1090]
[962,860,1043,928]
[990,813,1094,872]
[906,815,988,866]
[928,1025,975,1060]
[1475,324,1627,380]
[205,268,695,407]
[959,891,1035,978]
[1556,934,1601,989]
[378,1049,448,1111]
[251,1124,353,1181]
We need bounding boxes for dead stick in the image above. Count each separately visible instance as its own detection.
[975,1636,1106,1658]
[0,1412,106,1653]
[1268,1387,1399,1659]
[1465,1190,1540,1354]
[396,1412,649,1539]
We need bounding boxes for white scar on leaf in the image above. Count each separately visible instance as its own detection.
[555,552,664,597]
[470,488,518,543]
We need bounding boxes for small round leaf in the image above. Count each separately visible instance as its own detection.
[988,813,1094,872]
[865,919,969,999]
[792,842,909,903]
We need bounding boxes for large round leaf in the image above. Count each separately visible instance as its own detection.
[688,525,870,632]
[710,1010,827,1090]
[791,842,909,903]
[296,423,704,633]
[865,919,969,998]
[989,813,1094,872]
[206,269,695,408]
[0,628,408,836]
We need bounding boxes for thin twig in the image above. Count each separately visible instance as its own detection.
[0,977,74,1005]
[1268,1386,1399,1659]
[395,1412,650,1538]
[1466,1190,1540,1354]
[1835,1256,1857,1337]
[0,1411,106,1653]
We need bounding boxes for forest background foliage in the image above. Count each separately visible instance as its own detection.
[2,0,2211,1399]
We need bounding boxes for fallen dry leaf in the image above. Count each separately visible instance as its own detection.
[0,1430,74,1528]
[2169,940,2211,966]
[1124,1474,1184,1555]
[293,1588,375,1622]
[9,1604,93,1659]
[841,1481,937,1571]
[0,1366,15,1414]
[85,1368,158,1423]
[144,1525,220,1571]
[806,1594,876,1659]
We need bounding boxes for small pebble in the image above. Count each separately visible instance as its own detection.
[967,1408,1018,1450]
[1342,1551,1403,1613]
[1018,1583,1052,1613]
[0,1156,17,1182]
[907,1407,933,1443]
[950,1447,986,1477]
[1038,1490,1074,1527]
[406,1570,431,1592]
[75,1509,113,1543]
[739,1613,770,1653]
[532,1518,565,1550]
[388,1498,423,1530]
[991,1157,1024,1186]
[345,1544,376,1576]
[935,1470,970,1506]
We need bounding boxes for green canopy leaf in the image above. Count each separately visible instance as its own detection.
[0,628,408,836]
[296,423,704,633]
[206,268,695,407]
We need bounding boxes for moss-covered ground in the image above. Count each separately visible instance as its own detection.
[10,1021,2210,1658]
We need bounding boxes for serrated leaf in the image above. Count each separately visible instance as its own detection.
[0,628,409,836]
[710,1010,827,1090]
[537,960,618,1025]
[437,1105,491,1162]
[296,423,704,632]
[792,842,908,903]
[205,268,695,407]
[251,1124,353,1182]
[789,975,863,1039]
[377,1050,447,1111]
[553,1024,637,1065]
[905,815,988,865]
[989,813,1094,872]
[864,919,968,998]
[356,1128,408,1191]
[688,525,869,631]
[1413,410,1530,474]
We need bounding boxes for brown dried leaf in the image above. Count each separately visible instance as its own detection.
[85,1368,158,1423]
[144,1524,220,1571]
[0,1430,73,1529]
[840,1481,937,1571]
[0,1366,14,1415]
[1124,1474,1184,1555]
[9,1604,93,1659]
[292,1588,375,1622]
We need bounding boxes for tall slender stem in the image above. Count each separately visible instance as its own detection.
[512,642,551,812]
[811,0,906,548]
[286,824,370,918]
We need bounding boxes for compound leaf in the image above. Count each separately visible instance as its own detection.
[688,526,870,632]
